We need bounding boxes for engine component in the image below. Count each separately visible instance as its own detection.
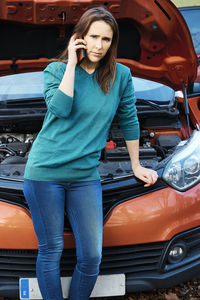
[104,146,157,161]
[110,128,125,147]
[156,134,181,150]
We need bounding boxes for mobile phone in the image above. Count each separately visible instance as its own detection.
[78,48,85,62]
[77,37,86,63]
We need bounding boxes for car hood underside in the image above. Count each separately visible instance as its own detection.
[0,0,197,90]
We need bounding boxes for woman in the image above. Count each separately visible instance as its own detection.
[23,6,158,300]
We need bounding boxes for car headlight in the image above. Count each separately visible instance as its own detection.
[162,130,200,191]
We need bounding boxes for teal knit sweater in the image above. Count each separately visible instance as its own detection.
[24,61,139,181]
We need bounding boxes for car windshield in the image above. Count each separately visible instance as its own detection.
[132,77,174,102]
[180,7,200,55]
[0,72,44,101]
[0,72,174,103]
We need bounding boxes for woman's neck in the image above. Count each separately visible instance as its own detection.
[80,58,99,74]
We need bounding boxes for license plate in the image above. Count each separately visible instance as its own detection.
[20,274,125,299]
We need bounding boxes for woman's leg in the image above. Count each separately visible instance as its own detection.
[23,179,66,300]
[66,180,103,300]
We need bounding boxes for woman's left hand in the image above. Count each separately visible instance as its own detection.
[132,165,158,187]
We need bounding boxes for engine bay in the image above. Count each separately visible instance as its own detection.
[0,118,182,180]
[0,72,188,180]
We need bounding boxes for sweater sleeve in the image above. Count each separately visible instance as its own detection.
[116,70,140,140]
[43,62,74,119]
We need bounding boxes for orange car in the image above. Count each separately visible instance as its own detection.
[0,0,200,298]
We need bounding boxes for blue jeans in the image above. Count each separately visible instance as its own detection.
[23,179,103,300]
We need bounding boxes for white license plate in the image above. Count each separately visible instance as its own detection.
[20,274,125,299]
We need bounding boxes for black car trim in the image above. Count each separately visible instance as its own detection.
[0,170,168,230]
[0,198,29,212]
[154,0,171,20]
[0,177,168,224]
[0,240,166,296]
[159,226,200,272]
[102,178,168,219]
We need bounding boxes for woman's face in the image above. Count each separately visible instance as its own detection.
[83,20,113,65]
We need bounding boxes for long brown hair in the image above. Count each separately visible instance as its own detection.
[57,7,119,93]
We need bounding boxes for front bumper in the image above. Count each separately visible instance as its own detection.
[126,226,200,292]
[126,260,200,293]
[1,227,200,297]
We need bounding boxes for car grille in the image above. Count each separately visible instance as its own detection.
[0,178,167,231]
[0,241,166,282]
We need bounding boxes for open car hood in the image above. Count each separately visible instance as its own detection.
[0,0,197,90]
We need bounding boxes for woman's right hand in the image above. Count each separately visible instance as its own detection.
[67,34,87,66]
